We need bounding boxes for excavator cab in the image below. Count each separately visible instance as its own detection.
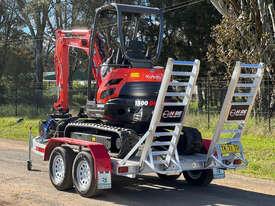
[90,3,163,68]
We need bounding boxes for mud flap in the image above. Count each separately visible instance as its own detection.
[97,171,112,189]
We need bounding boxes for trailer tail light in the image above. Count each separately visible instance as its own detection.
[233,159,242,165]
[118,166,128,173]
[35,146,45,153]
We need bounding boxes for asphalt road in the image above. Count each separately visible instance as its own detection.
[0,138,274,206]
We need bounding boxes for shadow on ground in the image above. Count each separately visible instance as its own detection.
[91,175,275,206]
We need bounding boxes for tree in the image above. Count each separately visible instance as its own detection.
[209,0,274,66]
[209,0,275,116]
[15,0,106,96]
[16,0,51,95]
[0,1,25,78]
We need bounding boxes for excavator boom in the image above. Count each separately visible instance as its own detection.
[53,29,103,112]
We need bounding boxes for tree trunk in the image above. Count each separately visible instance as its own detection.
[0,40,8,78]
[34,38,44,105]
[197,81,204,112]
[0,1,14,79]
[35,39,44,84]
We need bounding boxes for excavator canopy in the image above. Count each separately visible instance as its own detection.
[90,3,164,67]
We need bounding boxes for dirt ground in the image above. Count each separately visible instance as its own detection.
[0,138,274,206]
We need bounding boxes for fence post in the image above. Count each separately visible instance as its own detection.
[268,76,271,133]
[36,87,39,115]
[207,76,210,129]
[15,86,18,116]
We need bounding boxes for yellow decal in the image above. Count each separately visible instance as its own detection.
[130,72,140,78]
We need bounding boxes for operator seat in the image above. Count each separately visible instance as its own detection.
[124,39,152,68]
[126,39,146,60]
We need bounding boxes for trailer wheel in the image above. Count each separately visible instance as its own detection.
[72,151,98,197]
[157,173,181,181]
[183,169,213,186]
[49,147,75,190]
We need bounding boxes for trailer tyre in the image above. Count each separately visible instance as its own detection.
[49,147,75,190]
[183,169,213,186]
[157,173,181,181]
[72,151,98,197]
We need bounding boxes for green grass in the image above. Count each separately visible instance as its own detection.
[0,114,274,180]
[235,134,275,180]
[0,117,40,141]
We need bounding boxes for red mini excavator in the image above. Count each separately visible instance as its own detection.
[40,3,202,158]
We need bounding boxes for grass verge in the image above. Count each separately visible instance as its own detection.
[0,117,40,141]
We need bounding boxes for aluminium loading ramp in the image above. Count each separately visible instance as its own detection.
[112,60,264,177]
[206,62,264,169]
[114,58,201,176]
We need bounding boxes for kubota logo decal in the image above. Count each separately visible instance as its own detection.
[145,74,162,80]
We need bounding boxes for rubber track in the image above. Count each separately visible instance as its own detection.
[64,122,139,158]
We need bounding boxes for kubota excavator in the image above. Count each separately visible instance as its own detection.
[40,3,202,158]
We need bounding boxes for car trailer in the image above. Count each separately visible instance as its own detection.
[27,58,264,197]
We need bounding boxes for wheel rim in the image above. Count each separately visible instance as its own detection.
[76,159,91,191]
[52,154,65,185]
[187,171,202,180]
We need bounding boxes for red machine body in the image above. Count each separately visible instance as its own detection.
[53,29,164,111]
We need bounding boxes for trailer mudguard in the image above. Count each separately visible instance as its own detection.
[202,139,211,152]
[44,138,112,176]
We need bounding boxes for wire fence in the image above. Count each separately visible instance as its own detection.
[0,78,274,133]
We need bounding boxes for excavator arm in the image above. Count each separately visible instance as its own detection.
[53,29,104,112]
